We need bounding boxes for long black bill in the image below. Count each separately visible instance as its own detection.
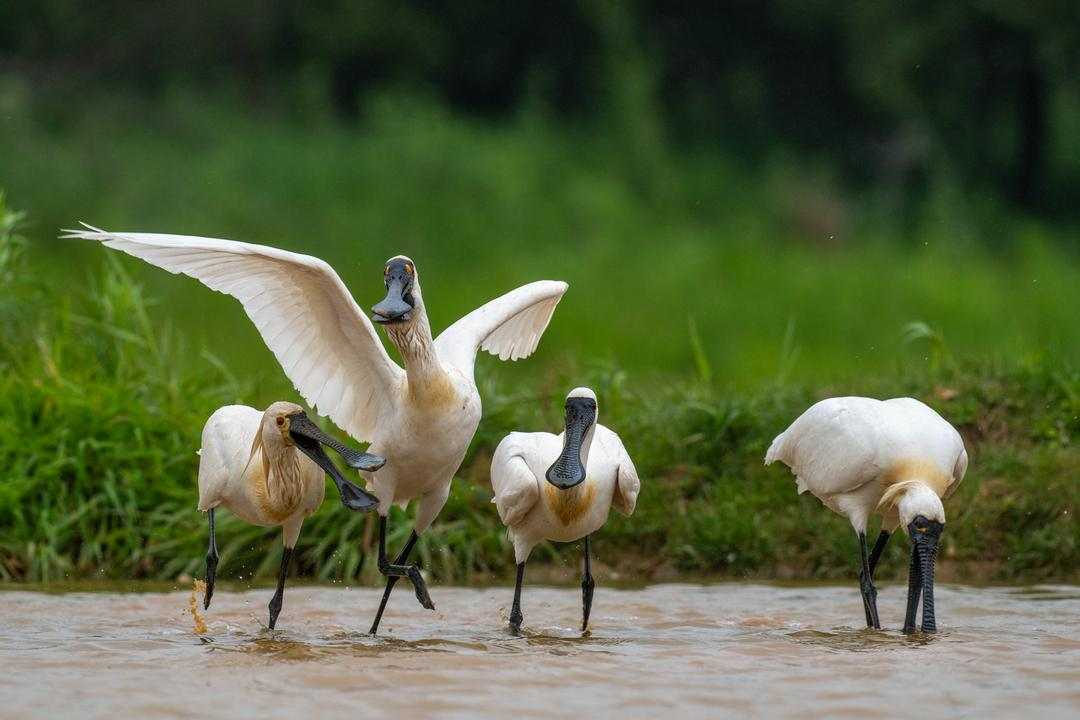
[371,260,415,324]
[287,412,383,513]
[545,397,596,489]
[905,515,944,634]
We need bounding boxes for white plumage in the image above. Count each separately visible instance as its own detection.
[199,402,324,543]
[766,395,969,633]
[65,225,567,633]
[765,396,967,534]
[492,426,639,564]
[491,387,639,631]
[197,402,326,629]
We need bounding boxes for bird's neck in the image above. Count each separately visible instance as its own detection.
[256,433,306,515]
[385,308,447,392]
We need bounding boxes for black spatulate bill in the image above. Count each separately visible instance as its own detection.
[287,411,383,512]
[545,397,596,489]
[904,515,944,634]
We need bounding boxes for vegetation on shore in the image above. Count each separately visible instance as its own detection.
[4,90,1080,391]
[2,197,1076,586]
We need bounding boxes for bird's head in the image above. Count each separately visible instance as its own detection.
[883,481,946,532]
[264,401,306,447]
[260,401,385,473]
[545,387,599,490]
[372,255,421,325]
[886,482,947,634]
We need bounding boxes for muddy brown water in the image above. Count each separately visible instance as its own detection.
[1,582,1078,719]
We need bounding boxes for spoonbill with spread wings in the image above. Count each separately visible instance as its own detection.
[65,224,568,633]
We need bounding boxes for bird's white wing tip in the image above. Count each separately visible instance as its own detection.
[59,221,109,240]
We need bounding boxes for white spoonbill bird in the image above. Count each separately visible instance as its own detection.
[64,224,568,634]
[198,401,385,629]
[491,388,639,632]
[765,396,968,633]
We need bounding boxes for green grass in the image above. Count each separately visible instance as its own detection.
[1,88,1078,585]
[2,197,1077,585]
[2,87,1079,390]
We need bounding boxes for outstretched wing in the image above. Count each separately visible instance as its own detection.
[64,225,403,442]
[490,434,541,528]
[434,281,568,377]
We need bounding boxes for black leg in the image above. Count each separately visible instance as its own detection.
[858,532,881,629]
[858,529,890,624]
[204,508,219,610]
[581,535,595,632]
[867,530,890,576]
[368,515,434,635]
[903,538,922,634]
[268,546,293,630]
[509,562,525,632]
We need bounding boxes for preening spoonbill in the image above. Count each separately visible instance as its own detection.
[199,401,385,629]
[491,388,639,632]
[64,225,567,634]
[765,396,968,633]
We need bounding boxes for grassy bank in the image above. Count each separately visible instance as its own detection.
[2,199,1076,585]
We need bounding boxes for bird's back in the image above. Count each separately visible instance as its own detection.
[766,396,964,500]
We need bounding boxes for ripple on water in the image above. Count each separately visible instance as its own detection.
[1,583,1078,719]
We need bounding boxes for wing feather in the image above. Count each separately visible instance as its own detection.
[63,225,403,442]
[435,281,568,376]
[490,436,541,527]
[612,439,640,517]
[945,446,968,500]
[764,397,885,497]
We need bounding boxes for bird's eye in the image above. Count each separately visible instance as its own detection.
[276,416,285,427]
[384,266,390,277]
[405,263,414,275]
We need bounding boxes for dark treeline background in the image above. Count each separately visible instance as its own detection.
[4,0,1079,220]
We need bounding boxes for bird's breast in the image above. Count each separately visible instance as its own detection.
[881,457,950,497]
[543,479,598,527]
[406,370,479,422]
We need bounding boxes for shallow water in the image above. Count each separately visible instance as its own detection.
[1,582,1078,719]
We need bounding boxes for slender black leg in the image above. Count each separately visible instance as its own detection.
[368,515,434,635]
[581,535,595,632]
[903,539,922,634]
[204,508,219,610]
[267,546,293,630]
[858,532,881,629]
[509,562,526,632]
[867,530,891,576]
[857,529,890,624]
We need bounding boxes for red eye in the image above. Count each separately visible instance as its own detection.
[276,417,285,427]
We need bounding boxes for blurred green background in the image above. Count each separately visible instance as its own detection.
[1,2,1077,584]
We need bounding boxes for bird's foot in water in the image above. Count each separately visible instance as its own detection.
[407,566,435,610]
[204,556,218,610]
[859,570,880,629]
[509,608,523,634]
